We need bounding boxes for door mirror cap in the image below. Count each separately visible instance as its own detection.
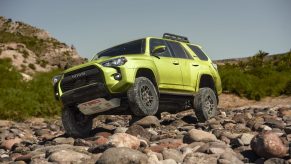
[152,45,166,55]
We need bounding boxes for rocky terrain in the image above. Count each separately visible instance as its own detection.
[0,16,84,79]
[0,96,290,164]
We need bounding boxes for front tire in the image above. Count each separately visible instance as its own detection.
[127,77,159,116]
[62,106,93,138]
[193,87,218,122]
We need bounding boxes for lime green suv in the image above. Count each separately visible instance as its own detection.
[53,33,222,137]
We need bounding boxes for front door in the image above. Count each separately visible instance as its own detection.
[150,38,183,91]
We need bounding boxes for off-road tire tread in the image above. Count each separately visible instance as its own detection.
[62,106,93,138]
[127,77,159,116]
[193,87,218,122]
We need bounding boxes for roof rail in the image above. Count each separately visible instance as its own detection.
[163,33,190,43]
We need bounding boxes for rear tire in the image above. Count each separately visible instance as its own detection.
[62,106,93,138]
[127,77,159,116]
[193,87,218,122]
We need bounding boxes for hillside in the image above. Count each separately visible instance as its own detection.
[0,16,84,78]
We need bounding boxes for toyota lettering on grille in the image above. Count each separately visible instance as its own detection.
[71,72,86,79]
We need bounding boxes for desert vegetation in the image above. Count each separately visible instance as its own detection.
[0,58,62,120]
[219,50,291,100]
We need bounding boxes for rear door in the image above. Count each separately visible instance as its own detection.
[150,38,183,90]
[165,41,200,92]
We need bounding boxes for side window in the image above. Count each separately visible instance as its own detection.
[166,41,189,59]
[187,45,208,61]
[150,39,172,57]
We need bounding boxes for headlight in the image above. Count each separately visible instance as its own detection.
[102,57,127,67]
[52,75,62,86]
[212,63,218,71]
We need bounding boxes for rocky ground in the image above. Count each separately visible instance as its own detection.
[0,97,291,164]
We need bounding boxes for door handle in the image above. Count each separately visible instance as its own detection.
[172,61,179,65]
[192,64,199,67]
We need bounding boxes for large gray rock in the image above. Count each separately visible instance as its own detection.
[97,147,148,164]
[187,129,217,142]
[251,131,288,158]
[48,149,91,163]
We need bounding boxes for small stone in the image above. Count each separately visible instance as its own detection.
[161,159,177,164]
[264,158,287,164]
[251,131,288,158]
[186,129,217,143]
[53,137,74,145]
[134,116,160,128]
[220,151,243,164]
[240,133,255,145]
[97,147,148,164]
[1,138,22,150]
[34,129,50,137]
[0,120,12,127]
[95,136,109,145]
[162,149,183,163]
[183,152,219,164]
[126,124,152,140]
[48,149,91,163]
[88,143,114,154]
[108,133,140,149]
[262,125,272,131]
[114,127,128,133]
[284,126,291,134]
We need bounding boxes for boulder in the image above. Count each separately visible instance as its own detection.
[250,131,288,158]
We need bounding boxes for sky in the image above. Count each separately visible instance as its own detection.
[0,0,290,60]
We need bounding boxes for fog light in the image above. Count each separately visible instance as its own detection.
[113,73,122,80]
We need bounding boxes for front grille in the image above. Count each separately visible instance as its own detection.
[60,66,103,92]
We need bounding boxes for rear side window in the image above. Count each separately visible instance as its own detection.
[187,45,208,61]
[166,41,189,59]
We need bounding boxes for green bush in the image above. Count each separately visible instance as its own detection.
[0,59,62,120]
[219,51,291,100]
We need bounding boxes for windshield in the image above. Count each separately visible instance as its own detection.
[93,39,145,60]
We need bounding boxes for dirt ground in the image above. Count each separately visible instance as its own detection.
[218,93,291,109]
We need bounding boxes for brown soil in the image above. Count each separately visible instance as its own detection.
[218,93,291,109]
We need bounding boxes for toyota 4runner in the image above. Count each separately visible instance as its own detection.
[53,33,222,137]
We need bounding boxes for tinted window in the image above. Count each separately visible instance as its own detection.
[166,41,189,59]
[187,45,208,61]
[150,39,172,57]
[96,39,145,58]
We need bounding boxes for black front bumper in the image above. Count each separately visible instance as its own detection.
[61,82,110,106]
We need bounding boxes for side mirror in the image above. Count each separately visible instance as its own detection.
[152,45,166,55]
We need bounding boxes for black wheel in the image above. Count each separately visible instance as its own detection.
[127,77,159,116]
[193,87,218,122]
[62,106,93,138]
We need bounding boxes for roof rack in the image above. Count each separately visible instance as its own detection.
[163,33,190,43]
